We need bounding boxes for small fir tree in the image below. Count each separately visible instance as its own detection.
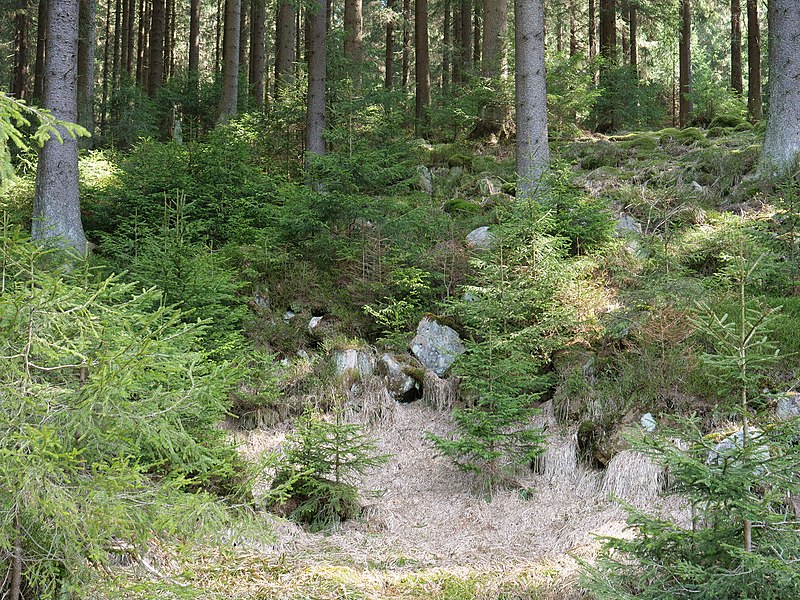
[268,406,389,531]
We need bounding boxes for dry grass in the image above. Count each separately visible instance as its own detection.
[100,399,685,598]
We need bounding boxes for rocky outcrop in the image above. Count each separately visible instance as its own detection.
[465,226,494,251]
[410,316,465,377]
[333,347,375,380]
[376,353,420,402]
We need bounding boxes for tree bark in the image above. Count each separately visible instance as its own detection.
[135,0,146,86]
[569,1,577,57]
[629,2,637,70]
[113,0,121,88]
[126,0,135,73]
[239,0,249,85]
[344,0,363,84]
[473,2,480,66]
[760,0,800,175]
[386,0,396,89]
[731,0,742,93]
[515,0,549,199]
[402,0,410,91]
[162,0,172,79]
[679,0,692,127]
[33,0,87,255]
[305,0,326,161]
[78,0,96,146]
[34,0,47,101]
[275,0,295,99]
[441,0,450,91]
[471,0,509,139]
[746,0,761,120]
[147,0,164,96]
[599,0,616,64]
[453,0,462,84]
[218,0,241,121]
[101,0,111,131]
[588,0,596,60]
[415,0,431,137]
[215,0,222,75]
[121,0,130,72]
[12,4,29,100]
[250,0,266,108]
[459,0,471,73]
[189,0,200,85]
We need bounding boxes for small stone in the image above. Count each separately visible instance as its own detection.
[308,316,323,335]
[641,413,657,433]
[283,310,296,322]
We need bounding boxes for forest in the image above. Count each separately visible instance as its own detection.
[2,0,800,598]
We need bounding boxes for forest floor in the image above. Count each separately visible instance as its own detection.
[93,125,796,598]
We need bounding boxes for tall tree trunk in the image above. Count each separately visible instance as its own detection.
[295,4,301,68]
[402,0,410,91]
[147,0,164,96]
[275,0,295,98]
[415,0,431,137]
[250,0,266,108]
[459,0,471,73]
[78,0,96,146]
[344,0,363,84]
[135,0,145,85]
[473,2,480,65]
[760,0,800,175]
[629,2,637,70]
[471,0,509,139]
[441,0,450,91]
[33,0,87,255]
[113,0,121,88]
[569,1,577,57]
[599,0,616,64]
[189,0,200,85]
[34,0,47,100]
[218,0,240,121]
[730,0,742,93]
[746,0,761,120]
[305,0,326,160]
[126,0,134,72]
[515,0,549,200]
[621,0,629,63]
[453,0,462,84]
[162,0,171,79]
[386,0,396,89]
[121,0,130,73]
[12,5,29,99]
[101,0,111,131]
[239,0,249,86]
[588,0,596,60]
[679,0,692,127]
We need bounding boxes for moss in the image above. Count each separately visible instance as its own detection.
[579,140,626,170]
[618,134,658,152]
[734,121,753,132]
[443,198,481,215]
[447,153,473,170]
[710,114,745,128]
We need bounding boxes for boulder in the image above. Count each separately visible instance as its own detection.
[415,165,433,195]
[777,391,800,420]
[640,413,657,433]
[410,317,465,377]
[466,226,494,250]
[377,354,419,402]
[308,316,324,335]
[707,428,768,473]
[614,214,643,237]
[333,347,375,380]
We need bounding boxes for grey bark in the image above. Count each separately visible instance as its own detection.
[217,0,240,122]
[415,0,431,138]
[731,0,742,93]
[402,0,410,90]
[147,0,164,97]
[441,0,450,91]
[78,0,95,147]
[250,0,266,108]
[746,0,762,120]
[12,6,29,100]
[32,0,87,255]
[386,0,395,89]
[760,0,800,175]
[344,0,363,83]
[189,0,200,83]
[515,0,549,200]
[274,0,295,98]
[305,0,326,160]
[239,0,249,85]
[481,0,507,78]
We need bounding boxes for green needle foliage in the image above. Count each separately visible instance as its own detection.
[0,223,247,597]
[267,406,389,531]
[430,215,576,487]
[583,250,800,599]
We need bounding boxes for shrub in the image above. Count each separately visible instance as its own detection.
[267,407,389,531]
